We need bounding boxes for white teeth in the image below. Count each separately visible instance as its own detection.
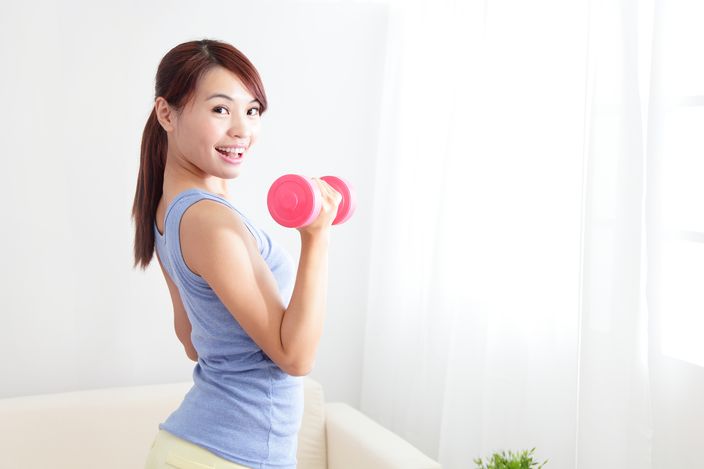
[217,147,245,155]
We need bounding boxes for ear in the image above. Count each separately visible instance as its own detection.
[154,97,176,132]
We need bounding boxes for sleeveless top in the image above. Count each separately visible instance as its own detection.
[153,187,303,469]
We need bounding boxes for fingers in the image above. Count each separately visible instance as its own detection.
[312,177,342,205]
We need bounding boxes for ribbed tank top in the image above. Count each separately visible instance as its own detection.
[153,188,303,469]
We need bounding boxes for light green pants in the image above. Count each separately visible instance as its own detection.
[144,429,252,469]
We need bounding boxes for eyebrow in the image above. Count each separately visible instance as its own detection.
[206,93,259,104]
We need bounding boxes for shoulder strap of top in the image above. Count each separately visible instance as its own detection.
[166,189,263,252]
[155,189,265,287]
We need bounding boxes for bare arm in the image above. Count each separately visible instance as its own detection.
[182,179,341,376]
[279,231,329,374]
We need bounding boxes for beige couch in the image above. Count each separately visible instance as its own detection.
[0,377,441,469]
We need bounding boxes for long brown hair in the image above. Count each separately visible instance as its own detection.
[131,39,268,271]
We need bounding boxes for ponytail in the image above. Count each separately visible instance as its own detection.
[131,108,167,270]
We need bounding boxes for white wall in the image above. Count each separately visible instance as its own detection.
[0,0,389,409]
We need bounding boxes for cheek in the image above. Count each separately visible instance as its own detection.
[203,120,227,143]
[194,124,220,149]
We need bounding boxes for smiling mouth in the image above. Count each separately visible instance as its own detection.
[216,147,244,157]
[216,149,244,164]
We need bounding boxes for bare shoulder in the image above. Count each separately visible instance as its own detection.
[179,199,256,277]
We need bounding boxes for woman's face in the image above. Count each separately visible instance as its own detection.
[158,65,262,180]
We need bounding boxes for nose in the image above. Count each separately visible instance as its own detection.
[228,112,253,139]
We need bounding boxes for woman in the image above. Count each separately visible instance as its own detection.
[132,39,340,469]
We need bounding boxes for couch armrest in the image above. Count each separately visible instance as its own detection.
[324,402,441,469]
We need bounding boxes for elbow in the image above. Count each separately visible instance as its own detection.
[287,365,311,377]
[287,358,314,377]
[184,344,198,362]
[178,332,198,362]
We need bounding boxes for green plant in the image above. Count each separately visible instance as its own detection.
[474,447,548,469]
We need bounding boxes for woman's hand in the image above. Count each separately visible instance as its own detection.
[296,177,342,237]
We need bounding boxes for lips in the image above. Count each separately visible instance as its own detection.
[217,148,243,164]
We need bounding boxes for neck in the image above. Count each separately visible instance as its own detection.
[163,156,229,199]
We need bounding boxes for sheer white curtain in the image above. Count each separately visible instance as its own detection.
[360,0,662,467]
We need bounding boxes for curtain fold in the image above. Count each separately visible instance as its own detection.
[360,0,657,467]
[574,0,653,466]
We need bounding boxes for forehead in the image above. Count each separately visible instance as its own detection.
[197,66,254,102]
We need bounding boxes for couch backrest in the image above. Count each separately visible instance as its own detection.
[0,377,327,469]
[300,376,328,469]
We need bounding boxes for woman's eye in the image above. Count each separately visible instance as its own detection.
[213,106,261,116]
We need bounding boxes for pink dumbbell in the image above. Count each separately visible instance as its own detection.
[267,174,356,228]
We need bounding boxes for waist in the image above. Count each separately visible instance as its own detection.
[161,368,304,466]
